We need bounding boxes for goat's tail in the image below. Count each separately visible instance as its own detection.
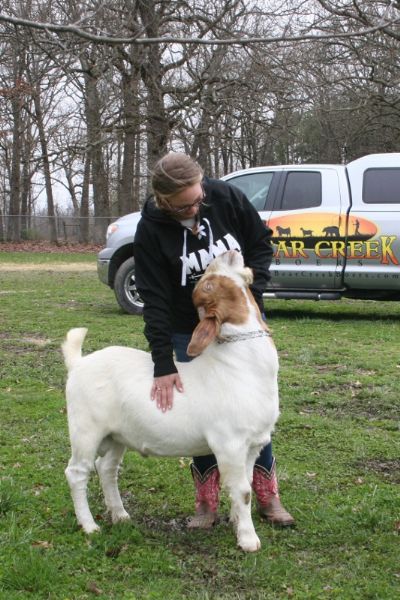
[62,328,88,372]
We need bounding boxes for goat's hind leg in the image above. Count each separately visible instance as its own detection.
[95,440,130,525]
[65,448,99,534]
[216,450,260,552]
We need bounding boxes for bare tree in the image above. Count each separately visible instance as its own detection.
[80,49,110,239]
[1,0,399,244]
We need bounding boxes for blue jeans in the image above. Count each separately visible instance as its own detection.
[172,332,274,476]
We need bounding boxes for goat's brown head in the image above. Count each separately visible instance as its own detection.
[187,251,254,356]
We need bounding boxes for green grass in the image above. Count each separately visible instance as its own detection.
[0,250,97,264]
[0,251,399,599]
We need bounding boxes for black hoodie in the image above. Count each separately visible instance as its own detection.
[133,177,273,377]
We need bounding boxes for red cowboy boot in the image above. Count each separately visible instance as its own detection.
[187,464,220,529]
[252,461,295,527]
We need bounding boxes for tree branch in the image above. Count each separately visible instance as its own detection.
[0,12,398,46]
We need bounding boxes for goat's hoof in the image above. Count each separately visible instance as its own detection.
[112,510,131,524]
[238,533,261,552]
[82,523,101,534]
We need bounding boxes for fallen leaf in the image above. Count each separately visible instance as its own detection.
[33,483,46,496]
[286,587,294,596]
[32,540,53,549]
[105,543,128,558]
[87,581,103,596]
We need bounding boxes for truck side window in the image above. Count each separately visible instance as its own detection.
[280,172,322,210]
[363,168,400,204]
[227,172,274,210]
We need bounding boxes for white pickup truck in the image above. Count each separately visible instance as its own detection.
[97,153,400,314]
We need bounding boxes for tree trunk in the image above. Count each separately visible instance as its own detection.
[33,85,58,243]
[79,155,90,243]
[8,90,22,241]
[82,62,110,242]
[138,1,170,175]
[119,69,141,215]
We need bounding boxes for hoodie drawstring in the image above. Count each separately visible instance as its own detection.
[181,228,188,286]
[180,218,214,287]
[203,218,214,264]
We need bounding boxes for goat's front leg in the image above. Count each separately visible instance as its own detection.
[95,442,130,524]
[216,452,260,552]
[65,458,99,534]
[246,445,265,485]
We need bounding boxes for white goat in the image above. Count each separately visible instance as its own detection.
[62,250,280,552]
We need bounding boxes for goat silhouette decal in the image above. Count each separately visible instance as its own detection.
[275,225,291,237]
[300,227,313,237]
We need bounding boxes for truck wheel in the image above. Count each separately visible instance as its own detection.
[114,257,144,315]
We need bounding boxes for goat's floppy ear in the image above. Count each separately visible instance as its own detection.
[187,317,219,356]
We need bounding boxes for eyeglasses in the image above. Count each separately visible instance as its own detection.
[162,187,205,214]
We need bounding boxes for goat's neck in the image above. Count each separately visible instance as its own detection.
[209,316,272,373]
[218,314,264,338]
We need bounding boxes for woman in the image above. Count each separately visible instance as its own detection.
[133,152,295,528]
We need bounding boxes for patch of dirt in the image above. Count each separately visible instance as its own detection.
[0,241,102,253]
[138,513,230,533]
[0,333,54,354]
[0,241,98,270]
[20,336,53,347]
[116,491,228,534]
[353,459,400,483]
[0,263,96,272]
[306,401,399,422]
[303,381,398,421]
[139,515,190,532]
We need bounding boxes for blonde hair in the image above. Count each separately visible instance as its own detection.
[151,153,203,206]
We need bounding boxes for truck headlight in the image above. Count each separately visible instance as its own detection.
[106,223,119,240]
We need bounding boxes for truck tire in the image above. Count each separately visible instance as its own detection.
[113,257,144,315]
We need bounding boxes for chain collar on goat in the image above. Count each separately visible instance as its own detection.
[216,330,271,344]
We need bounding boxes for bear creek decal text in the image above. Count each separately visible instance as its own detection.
[273,236,399,265]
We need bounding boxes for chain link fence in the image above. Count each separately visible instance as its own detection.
[0,215,117,244]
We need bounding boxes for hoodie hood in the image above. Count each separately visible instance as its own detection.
[140,194,214,287]
[141,195,180,225]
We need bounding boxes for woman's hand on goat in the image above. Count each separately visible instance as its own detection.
[151,373,184,412]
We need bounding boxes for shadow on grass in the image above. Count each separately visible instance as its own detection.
[267,304,400,322]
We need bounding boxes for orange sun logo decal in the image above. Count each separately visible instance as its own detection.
[268,213,377,240]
